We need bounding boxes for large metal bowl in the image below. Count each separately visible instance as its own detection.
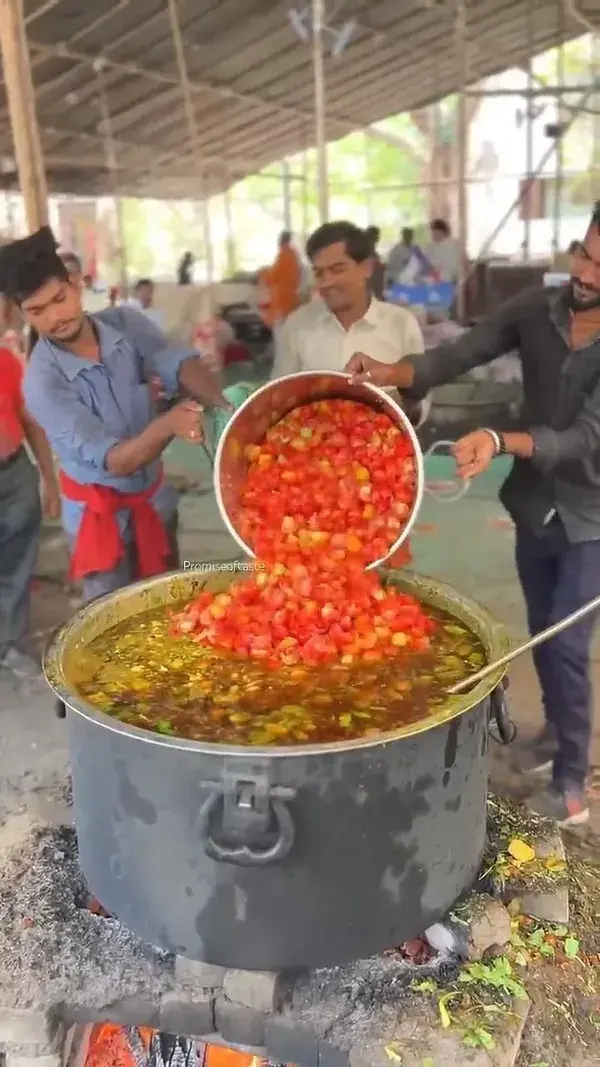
[212,371,424,570]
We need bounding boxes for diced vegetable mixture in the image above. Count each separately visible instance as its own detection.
[75,606,486,746]
[73,398,487,746]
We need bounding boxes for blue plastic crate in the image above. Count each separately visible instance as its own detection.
[387,282,456,309]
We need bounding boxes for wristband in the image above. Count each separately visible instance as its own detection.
[482,428,501,456]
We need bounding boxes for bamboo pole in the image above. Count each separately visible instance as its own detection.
[552,0,566,258]
[455,0,468,322]
[312,0,329,223]
[523,0,535,262]
[166,0,213,282]
[0,0,47,230]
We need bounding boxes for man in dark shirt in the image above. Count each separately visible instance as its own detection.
[345,202,600,828]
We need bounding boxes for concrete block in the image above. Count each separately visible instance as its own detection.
[223,968,286,1013]
[265,1015,319,1067]
[158,991,215,1038]
[214,995,266,1048]
[0,1010,57,1047]
[174,956,226,989]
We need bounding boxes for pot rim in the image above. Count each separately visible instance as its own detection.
[44,565,510,757]
[212,370,425,571]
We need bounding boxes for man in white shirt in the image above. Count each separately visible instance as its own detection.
[424,218,460,283]
[125,278,165,330]
[271,220,429,424]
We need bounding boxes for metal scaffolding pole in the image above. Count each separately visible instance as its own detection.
[0,0,48,231]
[364,132,373,225]
[592,33,600,201]
[523,0,535,262]
[97,73,128,291]
[301,146,310,241]
[166,0,213,282]
[552,0,566,258]
[312,0,329,223]
[455,0,468,322]
[281,157,292,231]
[223,180,235,276]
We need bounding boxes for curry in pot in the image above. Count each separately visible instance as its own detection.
[72,602,485,747]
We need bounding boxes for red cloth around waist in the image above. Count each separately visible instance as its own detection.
[59,468,171,580]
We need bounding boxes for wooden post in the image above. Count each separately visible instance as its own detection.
[0,0,48,230]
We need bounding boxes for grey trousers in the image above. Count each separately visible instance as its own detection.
[71,512,180,606]
[0,448,41,657]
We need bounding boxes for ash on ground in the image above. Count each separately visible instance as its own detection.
[0,822,172,1013]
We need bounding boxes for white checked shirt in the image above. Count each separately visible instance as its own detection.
[271,296,430,423]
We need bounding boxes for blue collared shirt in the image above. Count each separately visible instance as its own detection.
[23,306,196,539]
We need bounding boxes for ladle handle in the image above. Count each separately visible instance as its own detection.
[449,589,600,695]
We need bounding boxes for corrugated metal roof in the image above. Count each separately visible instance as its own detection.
[0,0,583,199]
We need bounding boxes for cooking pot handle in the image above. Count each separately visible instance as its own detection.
[423,440,470,503]
[197,782,296,866]
[489,683,517,745]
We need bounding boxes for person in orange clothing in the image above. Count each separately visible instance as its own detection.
[264,231,302,365]
[265,231,302,321]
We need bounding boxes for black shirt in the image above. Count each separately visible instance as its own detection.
[403,286,600,542]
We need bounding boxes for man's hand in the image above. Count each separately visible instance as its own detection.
[41,478,61,520]
[164,400,205,443]
[345,352,414,390]
[452,430,497,479]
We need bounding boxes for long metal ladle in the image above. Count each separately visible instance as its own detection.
[449,590,600,695]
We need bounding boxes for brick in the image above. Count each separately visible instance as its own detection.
[158,991,215,1038]
[5,1057,61,1067]
[174,957,226,989]
[0,1010,57,1047]
[265,1016,319,1067]
[318,1042,350,1067]
[61,997,160,1028]
[222,969,286,1013]
[214,995,266,1048]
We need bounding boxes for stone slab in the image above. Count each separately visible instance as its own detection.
[0,1010,57,1048]
[174,957,226,990]
[223,969,287,1013]
[4,1056,61,1067]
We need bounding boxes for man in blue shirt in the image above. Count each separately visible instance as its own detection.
[0,226,229,606]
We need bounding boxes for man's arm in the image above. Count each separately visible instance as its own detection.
[270,314,301,380]
[24,363,200,479]
[453,382,600,479]
[99,306,229,408]
[347,293,528,396]
[21,410,57,485]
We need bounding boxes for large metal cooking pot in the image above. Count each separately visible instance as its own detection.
[212,371,425,569]
[44,566,509,971]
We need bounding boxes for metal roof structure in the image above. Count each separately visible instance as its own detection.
[0,0,587,200]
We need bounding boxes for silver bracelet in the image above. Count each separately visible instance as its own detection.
[482,428,501,456]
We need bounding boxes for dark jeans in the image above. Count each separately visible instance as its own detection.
[0,448,41,657]
[70,513,180,606]
[515,521,600,789]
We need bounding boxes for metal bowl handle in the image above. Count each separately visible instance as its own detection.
[197,780,296,866]
[423,440,470,503]
[488,685,517,745]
